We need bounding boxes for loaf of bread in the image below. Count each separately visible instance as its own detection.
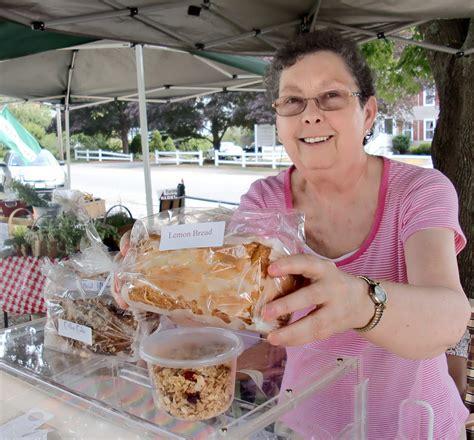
[122,234,300,333]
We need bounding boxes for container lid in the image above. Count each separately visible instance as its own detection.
[139,327,244,368]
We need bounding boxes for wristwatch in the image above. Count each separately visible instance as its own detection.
[354,275,388,333]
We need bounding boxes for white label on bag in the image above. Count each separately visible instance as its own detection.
[81,278,110,292]
[159,221,225,251]
[58,319,92,345]
[0,408,54,438]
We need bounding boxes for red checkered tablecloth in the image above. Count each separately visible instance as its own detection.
[0,256,49,315]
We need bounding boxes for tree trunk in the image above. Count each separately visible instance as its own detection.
[120,125,129,154]
[419,19,473,298]
[211,118,221,150]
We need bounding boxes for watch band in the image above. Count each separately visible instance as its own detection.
[354,276,386,333]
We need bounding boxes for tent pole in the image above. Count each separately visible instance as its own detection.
[202,19,300,50]
[55,104,64,161]
[62,50,76,190]
[135,44,154,217]
[64,107,71,189]
[44,2,192,27]
[309,0,322,32]
[316,20,461,55]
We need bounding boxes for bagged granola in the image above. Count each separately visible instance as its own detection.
[118,207,305,334]
[43,243,160,360]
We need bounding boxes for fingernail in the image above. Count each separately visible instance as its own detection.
[268,263,280,276]
[268,332,280,346]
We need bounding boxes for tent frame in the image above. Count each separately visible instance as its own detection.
[5,2,471,56]
[1,40,266,217]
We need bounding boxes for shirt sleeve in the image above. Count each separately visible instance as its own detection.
[399,169,466,254]
[239,179,267,210]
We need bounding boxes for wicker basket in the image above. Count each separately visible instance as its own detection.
[7,207,33,237]
[84,198,106,219]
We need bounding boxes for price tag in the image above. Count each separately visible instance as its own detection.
[58,319,92,345]
[0,409,54,439]
[159,221,225,251]
[81,278,110,292]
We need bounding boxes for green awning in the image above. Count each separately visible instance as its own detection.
[0,21,96,61]
[194,51,268,77]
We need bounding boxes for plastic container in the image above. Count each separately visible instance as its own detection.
[140,327,243,421]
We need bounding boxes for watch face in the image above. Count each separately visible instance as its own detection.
[373,284,387,304]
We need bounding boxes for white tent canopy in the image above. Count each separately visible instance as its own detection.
[0,41,264,108]
[0,0,472,56]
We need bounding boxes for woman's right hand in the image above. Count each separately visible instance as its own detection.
[119,230,131,257]
[111,230,131,309]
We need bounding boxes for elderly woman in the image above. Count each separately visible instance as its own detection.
[240,30,470,438]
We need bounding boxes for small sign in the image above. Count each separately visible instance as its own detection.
[255,124,276,147]
[159,221,225,251]
[0,409,54,439]
[81,278,110,292]
[58,319,92,345]
[160,188,180,200]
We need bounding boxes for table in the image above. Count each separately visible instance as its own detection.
[0,319,361,439]
[0,256,49,327]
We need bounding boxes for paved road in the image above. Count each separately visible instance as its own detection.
[70,162,279,218]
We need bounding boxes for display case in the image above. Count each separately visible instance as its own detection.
[0,319,365,439]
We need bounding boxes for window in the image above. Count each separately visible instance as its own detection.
[403,122,413,141]
[423,87,436,106]
[384,118,393,135]
[424,119,436,140]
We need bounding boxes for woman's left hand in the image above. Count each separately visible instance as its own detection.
[263,254,370,346]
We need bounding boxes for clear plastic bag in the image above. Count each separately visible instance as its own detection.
[118,207,305,334]
[42,243,160,361]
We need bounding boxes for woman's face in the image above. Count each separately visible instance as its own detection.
[276,51,376,172]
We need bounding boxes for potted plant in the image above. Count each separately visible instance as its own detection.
[24,211,121,258]
[103,205,135,249]
[25,212,83,258]
[93,220,121,251]
[8,180,62,222]
[3,227,31,257]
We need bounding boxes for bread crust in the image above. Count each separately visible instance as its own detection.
[123,234,299,333]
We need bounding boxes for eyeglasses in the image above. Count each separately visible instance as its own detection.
[272,89,363,116]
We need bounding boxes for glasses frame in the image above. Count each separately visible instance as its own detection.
[272,90,363,116]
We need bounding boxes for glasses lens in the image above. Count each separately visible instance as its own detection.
[274,96,306,116]
[318,90,350,111]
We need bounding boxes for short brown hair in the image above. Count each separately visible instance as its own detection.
[265,29,376,107]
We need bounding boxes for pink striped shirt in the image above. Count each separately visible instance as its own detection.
[240,157,467,439]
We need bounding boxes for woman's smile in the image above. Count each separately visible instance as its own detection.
[299,135,334,146]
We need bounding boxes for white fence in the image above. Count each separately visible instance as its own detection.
[154,150,203,166]
[214,151,292,169]
[75,149,133,162]
[154,147,291,169]
[74,147,293,168]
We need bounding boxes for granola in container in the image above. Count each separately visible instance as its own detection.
[140,327,243,421]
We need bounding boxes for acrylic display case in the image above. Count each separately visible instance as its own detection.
[0,319,366,439]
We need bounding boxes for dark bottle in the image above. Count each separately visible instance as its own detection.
[177,179,185,197]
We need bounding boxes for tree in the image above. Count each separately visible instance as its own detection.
[163,137,176,151]
[361,37,432,125]
[144,101,204,141]
[149,130,164,151]
[129,134,141,155]
[69,101,138,153]
[5,103,58,155]
[145,92,273,150]
[9,103,53,132]
[418,19,473,297]
[198,92,274,149]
